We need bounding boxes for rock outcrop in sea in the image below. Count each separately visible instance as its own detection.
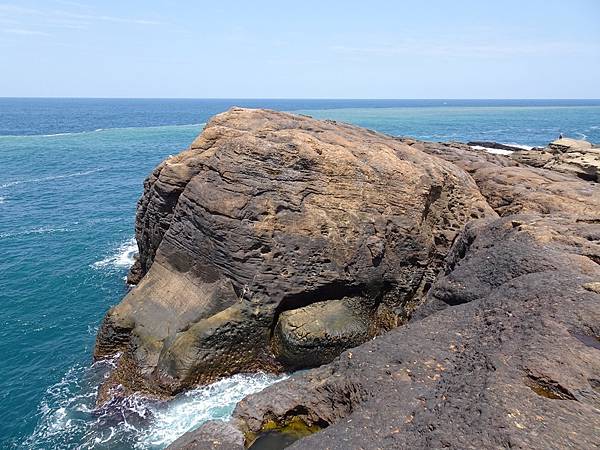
[95,109,600,449]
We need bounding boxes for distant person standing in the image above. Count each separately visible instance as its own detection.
[559,133,564,139]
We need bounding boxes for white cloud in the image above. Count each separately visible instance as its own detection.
[0,4,43,15]
[55,11,161,26]
[330,39,592,59]
[2,28,51,36]
[0,3,161,28]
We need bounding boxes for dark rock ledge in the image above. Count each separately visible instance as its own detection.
[94,109,600,449]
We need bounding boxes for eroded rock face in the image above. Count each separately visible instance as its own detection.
[94,108,494,399]
[410,140,600,218]
[176,139,600,450]
[510,138,600,183]
[189,213,600,450]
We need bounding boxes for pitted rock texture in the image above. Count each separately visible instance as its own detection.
[272,298,371,368]
[408,139,600,218]
[512,145,600,183]
[94,108,495,399]
[187,213,600,450]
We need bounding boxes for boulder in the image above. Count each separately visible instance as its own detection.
[509,148,554,168]
[272,298,371,368]
[548,137,593,152]
[166,420,244,450]
[510,138,600,182]
[94,108,494,400]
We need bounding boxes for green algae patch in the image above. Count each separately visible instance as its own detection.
[247,417,323,449]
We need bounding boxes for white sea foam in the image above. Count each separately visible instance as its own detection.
[41,132,76,137]
[470,145,514,155]
[137,373,287,448]
[505,143,533,150]
[0,196,5,204]
[0,168,106,189]
[26,360,285,450]
[92,237,138,270]
[0,122,206,139]
[0,226,74,239]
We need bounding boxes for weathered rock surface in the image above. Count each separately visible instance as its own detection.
[549,137,593,152]
[272,298,371,369]
[94,108,494,400]
[96,110,600,448]
[167,420,245,450]
[174,137,600,450]
[510,138,600,182]
[188,212,600,449]
[407,140,600,218]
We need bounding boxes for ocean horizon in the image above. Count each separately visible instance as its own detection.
[1,98,599,449]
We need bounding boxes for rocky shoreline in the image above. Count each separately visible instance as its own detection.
[94,108,600,449]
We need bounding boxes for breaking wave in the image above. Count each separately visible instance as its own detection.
[470,145,514,155]
[92,237,138,270]
[136,373,287,448]
[0,226,75,239]
[504,143,533,150]
[25,359,285,450]
[0,123,206,139]
[0,168,106,189]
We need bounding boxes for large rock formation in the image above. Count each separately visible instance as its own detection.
[184,213,600,450]
[405,139,600,218]
[95,109,600,449]
[94,108,494,400]
[179,140,600,450]
[510,138,600,182]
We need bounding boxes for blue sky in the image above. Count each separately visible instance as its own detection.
[0,0,599,98]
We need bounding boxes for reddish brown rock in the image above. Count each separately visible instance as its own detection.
[94,109,494,400]
[187,214,600,450]
[410,140,600,218]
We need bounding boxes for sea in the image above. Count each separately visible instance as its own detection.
[1,98,599,449]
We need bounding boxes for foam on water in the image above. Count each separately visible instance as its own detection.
[470,145,514,155]
[0,226,75,239]
[26,359,285,450]
[137,373,288,448]
[92,238,138,270]
[0,168,106,189]
[0,123,206,139]
[505,143,534,150]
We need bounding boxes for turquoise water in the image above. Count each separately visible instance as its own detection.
[294,105,600,146]
[1,99,599,449]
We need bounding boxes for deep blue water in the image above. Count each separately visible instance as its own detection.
[1,98,599,449]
